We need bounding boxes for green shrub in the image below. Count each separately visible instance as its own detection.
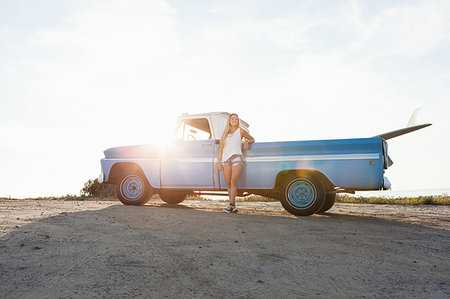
[420,196,434,205]
[80,178,115,197]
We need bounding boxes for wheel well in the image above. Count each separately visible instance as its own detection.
[275,170,334,192]
[108,162,146,185]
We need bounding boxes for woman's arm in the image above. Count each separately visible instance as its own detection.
[241,129,255,143]
[217,141,224,171]
[241,129,255,150]
[218,142,224,160]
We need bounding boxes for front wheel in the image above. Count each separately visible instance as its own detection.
[279,174,325,216]
[116,170,153,205]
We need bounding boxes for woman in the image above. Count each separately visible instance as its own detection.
[218,113,255,213]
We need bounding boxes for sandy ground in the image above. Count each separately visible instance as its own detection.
[0,198,449,298]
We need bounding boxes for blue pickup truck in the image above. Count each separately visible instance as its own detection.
[99,112,430,216]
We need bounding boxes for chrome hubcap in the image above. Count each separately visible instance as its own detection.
[286,178,316,209]
[121,176,144,200]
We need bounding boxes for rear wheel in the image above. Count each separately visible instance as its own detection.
[159,191,187,204]
[317,193,336,213]
[116,170,152,205]
[279,173,325,216]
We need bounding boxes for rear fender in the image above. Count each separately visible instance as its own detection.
[275,170,334,192]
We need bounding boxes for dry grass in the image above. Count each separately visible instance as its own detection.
[0,194,118,201]
[0,195,87,201]
[336,194,450,205]
[236,194,279,202]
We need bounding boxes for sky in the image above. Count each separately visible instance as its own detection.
[1,0,449,198]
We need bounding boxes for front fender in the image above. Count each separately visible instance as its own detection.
[101,159,161,188]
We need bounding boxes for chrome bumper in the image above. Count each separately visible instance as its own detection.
[98,167,104,183]
[382,176,391,190]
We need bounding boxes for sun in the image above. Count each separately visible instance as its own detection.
[144,112,178,147]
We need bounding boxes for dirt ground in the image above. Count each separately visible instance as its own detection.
[0,198,449,298]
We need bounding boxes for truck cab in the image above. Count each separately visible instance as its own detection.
[173,112,249,141]
[162,112,250,190]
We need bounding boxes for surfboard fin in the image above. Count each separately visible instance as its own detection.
[373,108,432,140]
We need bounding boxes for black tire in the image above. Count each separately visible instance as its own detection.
[116,170,152,205]
[159,191,186,204]
[317,193,336,213]
[279,173,326,216]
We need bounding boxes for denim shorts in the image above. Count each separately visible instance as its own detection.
[222,154,244,167]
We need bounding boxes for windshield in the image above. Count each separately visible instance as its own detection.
[174,118,212,141]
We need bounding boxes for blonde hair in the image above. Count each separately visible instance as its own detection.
[220,113,240,146]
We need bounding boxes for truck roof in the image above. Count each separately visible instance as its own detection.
[177,112,250,128]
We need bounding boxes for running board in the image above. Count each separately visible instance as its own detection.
[193,191,251,197]
[329,188,355,194]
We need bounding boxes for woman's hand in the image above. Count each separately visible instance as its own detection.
[243,140,249,150]
[217,161,223,172]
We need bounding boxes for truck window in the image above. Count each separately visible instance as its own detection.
[175,118,212,141]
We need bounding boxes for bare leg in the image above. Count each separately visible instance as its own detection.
[230,164,243,206]
[223,166,232,203]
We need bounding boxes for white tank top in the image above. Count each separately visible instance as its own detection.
[222,129,243,162]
